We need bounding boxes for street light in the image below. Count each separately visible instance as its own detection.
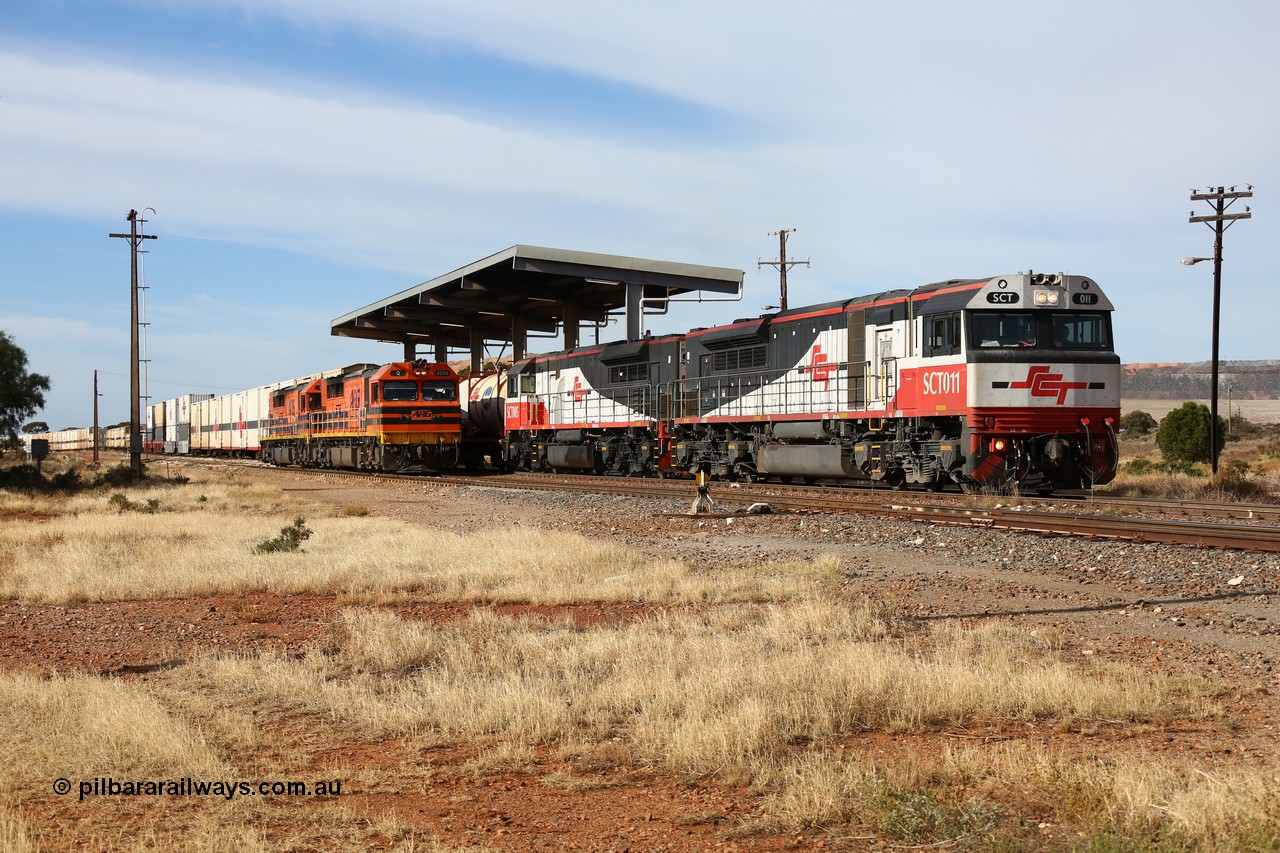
[1184,185,1252,476]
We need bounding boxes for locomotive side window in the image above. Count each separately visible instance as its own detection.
[370,383,379,403]
[1051,313,1112,349]
[970,312,1037,348]
[925,313,961,356]
[381,380,419,402]
[421,381,457,401]
[609,362,649,385]
[518,373,536,395]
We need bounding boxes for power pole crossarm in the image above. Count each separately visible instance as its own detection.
[757,228,810,312]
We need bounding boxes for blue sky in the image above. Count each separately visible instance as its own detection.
[2,0,1276,430]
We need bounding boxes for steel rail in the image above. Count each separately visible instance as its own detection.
[1051,494,1280,524]
[436,473,1280,553]
[163,459,1280,553]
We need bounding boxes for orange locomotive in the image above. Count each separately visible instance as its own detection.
[261,361,462,472]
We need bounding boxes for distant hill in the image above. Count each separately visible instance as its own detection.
[1122,360,1280,400]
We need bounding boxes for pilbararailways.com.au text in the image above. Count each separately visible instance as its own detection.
[55,777,343,801]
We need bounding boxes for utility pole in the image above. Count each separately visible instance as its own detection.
[92,369,101,464]
[1183,185,1251,476]
[110,209,157,479]
[757,228,809,312]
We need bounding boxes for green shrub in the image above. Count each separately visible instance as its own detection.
[254,517,313,554]
[1119,410,1157,436]
[1120,457,1202,477]
[49,468,83,491]
[1156,402,1225,465]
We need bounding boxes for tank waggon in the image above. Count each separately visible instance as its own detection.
[261,360,462,473]
[503,271,1120,493]
[503,335,685,476]
[460,371,508,468]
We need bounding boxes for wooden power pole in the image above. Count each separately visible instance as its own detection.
[92,369,100,464]
[1185,185,1251,476]
[757,228,809,312]
[110,210,157,479]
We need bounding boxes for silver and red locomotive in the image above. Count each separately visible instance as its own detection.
[502,271,1120,492]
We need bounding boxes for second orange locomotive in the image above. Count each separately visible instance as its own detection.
[261,360,461,472]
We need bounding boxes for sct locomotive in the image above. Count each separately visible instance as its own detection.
[502,271,1120,492]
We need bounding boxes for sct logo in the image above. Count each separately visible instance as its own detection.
[922,370,962,395]
[806,345,833,387]
[1009,366,1087,405]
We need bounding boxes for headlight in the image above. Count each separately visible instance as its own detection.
[1034,290,1060,305]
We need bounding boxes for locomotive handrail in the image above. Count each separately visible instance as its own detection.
[520,361,883,429]
[671,364,851,421]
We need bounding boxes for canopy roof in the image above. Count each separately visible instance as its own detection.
[331,244,744,363]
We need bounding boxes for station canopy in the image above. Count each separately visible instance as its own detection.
[331,244,744,370]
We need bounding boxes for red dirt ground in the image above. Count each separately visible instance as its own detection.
[3,461,1277,850]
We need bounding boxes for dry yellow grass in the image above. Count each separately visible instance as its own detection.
[765,744,1280,846]
[0,481,812,605]
[1,470,1274,849]
[175,607,1215,792]
[0,672,231,780]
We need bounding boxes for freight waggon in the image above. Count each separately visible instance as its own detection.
[502,271,1120,493]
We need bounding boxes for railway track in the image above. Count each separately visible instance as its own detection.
[161,457,1280,553]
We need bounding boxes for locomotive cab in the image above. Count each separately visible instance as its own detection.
[959,273,1120,491]
[261,360,462,472]
[356,361,462,471]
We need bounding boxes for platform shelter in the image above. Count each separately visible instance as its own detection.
[330,245,744,372]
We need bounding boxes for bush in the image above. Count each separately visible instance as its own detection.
[49,468,84,491]
[1156,402,1226,465]
[109,492,161,514]
[254,517,313,554]
[1119,410,1157,436]
[1121,457,1203,478]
